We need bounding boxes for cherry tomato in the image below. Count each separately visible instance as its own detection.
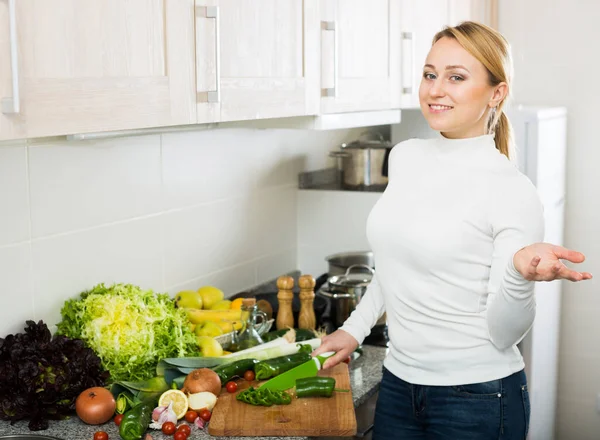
[199,408,212,422]
[184,410,198,423]
[162,421,176,435]
[343,356,351,364]
[226,381,238,393]
[113,413,123,426]
[177,424,192,436]
[244,370,255,381]
[93,432,108,440]
[174,431,188,440]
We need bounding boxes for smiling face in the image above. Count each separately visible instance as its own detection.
[419,37,507,139]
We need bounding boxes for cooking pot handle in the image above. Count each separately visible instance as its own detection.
[329,151,350,158]
[345,264,375,276]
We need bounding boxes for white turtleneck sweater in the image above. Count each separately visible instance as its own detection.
[340,134,545,386]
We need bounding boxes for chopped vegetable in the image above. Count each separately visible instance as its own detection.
[254,352,312,380]
[0,320,108,431]
[236,387,292,406]
[56,283,198,382]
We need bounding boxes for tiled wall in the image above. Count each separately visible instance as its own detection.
[0,126,362,336]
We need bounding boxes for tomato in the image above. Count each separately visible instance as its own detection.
[177,424,192,436]
[225,381,238,393]
[343,356,351,364]
[113,414,123,426]
[174,431,188,440]
[184,410,198,423]
[199,408,212,422]
[93,432,108,440]
[162,421,176,435]
[243,370,255,381]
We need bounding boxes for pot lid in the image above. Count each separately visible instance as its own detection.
[340,131,392,150]
[328,264,374,288]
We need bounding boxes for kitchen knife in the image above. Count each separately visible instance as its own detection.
[258,351,335,391]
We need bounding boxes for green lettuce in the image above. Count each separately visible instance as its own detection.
[56,283,198,382]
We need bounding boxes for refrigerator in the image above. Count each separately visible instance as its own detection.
[392,105,568,440]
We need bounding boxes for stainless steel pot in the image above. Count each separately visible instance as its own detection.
[319,264,386,328]
[329,131,392,187]
[325,251,374,276]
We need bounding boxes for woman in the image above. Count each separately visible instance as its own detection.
[313,21,592,440]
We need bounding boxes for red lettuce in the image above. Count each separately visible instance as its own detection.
[0,320,109,431]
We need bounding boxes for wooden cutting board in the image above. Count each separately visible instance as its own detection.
[208,363,357,437]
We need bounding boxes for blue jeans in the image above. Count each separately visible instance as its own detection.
[373,367,530,440]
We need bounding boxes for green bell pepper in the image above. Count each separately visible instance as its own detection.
[236,386,292,406]
[254,351,312,380]
[118,398,156,440]
[212,358,260,384]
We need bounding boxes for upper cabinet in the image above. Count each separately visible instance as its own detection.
[0,0,197,141]
[194,0,319,123]
[398,0,496,109]
[319,0,401,114]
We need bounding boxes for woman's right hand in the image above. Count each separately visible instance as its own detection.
[312,329,359,369]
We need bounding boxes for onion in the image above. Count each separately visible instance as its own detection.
[188,391,217,412]
[182,368,221,396]
[75,387,116,425]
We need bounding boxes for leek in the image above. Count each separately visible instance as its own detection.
[156,338,322,384]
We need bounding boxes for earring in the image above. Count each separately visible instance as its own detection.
[488,107,497,134]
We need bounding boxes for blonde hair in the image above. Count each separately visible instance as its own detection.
[432,21,514,159]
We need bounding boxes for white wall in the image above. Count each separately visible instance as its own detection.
[499,3,600,439]
[0,126,362,336]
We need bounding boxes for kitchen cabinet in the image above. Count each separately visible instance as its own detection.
[397,0,497,109]
[0,0,197,141]
[319,0,402,114]
[195,0,319,123]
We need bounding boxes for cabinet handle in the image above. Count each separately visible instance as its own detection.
[321,21,337,98]
[2,0,20,114]
[205,6,221,103]
[401,31,415,95]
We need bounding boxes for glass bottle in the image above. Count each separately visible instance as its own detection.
[231,298,268,351]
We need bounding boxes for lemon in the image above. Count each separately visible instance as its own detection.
[158,389,189,420]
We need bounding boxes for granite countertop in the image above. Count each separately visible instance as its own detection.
[0,345,387,440]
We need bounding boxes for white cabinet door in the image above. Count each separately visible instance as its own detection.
[398,0,448,108]
[0,0,197,141]
[319,0,401,114]
[195,0,319,123]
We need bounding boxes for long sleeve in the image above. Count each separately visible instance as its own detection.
[486,178,545,350]
[339,274,386,345]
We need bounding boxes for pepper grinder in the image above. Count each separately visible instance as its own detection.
[276,275,295,330]
[298,274,316,330]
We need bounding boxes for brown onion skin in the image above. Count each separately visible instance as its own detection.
[75,387,116,425]
[181,368,221,396]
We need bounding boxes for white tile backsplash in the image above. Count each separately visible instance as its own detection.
[0,243,33,336]
[163,197,255,287]
[0,125,362,334]
[162,128,257,210]
[29,135,162,238]
[0,146,30,246]
[31,215,164,330]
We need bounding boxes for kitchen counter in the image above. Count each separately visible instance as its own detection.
[0,345,387,440]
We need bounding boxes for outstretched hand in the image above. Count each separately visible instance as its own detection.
[312,329,359,370]
[514,243,593,282]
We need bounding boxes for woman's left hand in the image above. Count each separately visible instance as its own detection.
[513,243,593,282]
